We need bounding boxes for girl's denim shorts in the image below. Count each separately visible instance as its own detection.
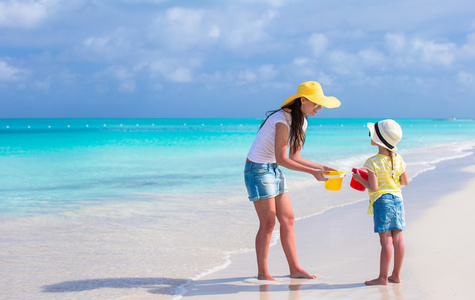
[244,161,288,202]
[373,193,406,233]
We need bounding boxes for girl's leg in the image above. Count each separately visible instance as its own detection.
[365,231,393,285]
[275,192,317,279]
[253,197,277,280]
[389,230,405,283]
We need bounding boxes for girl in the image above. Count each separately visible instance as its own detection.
[244,81,340,281]
[352,119,409,285]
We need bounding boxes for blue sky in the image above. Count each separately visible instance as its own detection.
[1,0,474,119]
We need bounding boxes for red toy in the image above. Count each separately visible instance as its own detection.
[351,168,368,191]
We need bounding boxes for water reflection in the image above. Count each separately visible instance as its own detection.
[259,278,304,300]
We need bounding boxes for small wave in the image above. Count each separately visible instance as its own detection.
[173,255,232,299]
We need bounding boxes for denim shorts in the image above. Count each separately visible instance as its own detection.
[244,161,288,201]
[373,193,406,233]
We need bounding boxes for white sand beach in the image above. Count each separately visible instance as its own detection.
[183,152,475,299]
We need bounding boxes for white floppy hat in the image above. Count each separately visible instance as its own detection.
[367,119,402,151]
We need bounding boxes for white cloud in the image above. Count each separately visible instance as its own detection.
[0,0,56,29]
[0,60,28,81]
[328,51,359,76]
[112,66,134,81]
[146,55,202,83]
[314,71,334,87]
[413,39,455,66]
[35,76,51,91]
[98,65,137,93]
[208,25,220,38]
[118,80,136,93]
[457,71,475,85]
[308,33,328,57]
[224,10,277,49]
[258,65,277,81]
[82,27,135,61]
[122,0,169,4]
[236,65,277,83]
[385,33,406,53]
[238,69,258,82]
[166,7,204,26]
[200,64,277,87]
[149,7,217,51]
[169,67,192,82]
[240,0,283,8]
[260,81,291,90]
[383,33,462,69]
[358,49,386,68]
[293,57,309,66]
[460,32,475,59]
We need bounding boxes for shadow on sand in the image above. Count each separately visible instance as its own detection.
[42,277,191,296]
[42,276,363,298]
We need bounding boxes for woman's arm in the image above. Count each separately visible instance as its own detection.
[289,145,336,171]
[274,123,327,181]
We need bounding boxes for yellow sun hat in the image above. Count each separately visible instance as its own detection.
[281,81,341,109]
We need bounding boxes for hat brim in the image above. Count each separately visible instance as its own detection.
[281,94,341,109]
[367,123,398,151]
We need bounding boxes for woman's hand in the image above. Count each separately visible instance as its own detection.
[310,168,328,181]
[322,165,337,171]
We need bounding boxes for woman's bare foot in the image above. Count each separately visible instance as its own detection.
[257,272,276,281]
[290,269,317,279]
[388,275,401,283]
[364,277,388,285]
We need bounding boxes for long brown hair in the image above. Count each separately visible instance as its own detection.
[259,97,307,155]
[389,151,396,180]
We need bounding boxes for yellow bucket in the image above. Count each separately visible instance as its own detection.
[324,171,346,191]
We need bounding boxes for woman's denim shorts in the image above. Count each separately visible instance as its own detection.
[244,161,288,202]
[373,193,406,233]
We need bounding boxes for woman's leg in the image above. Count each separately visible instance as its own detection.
[254,197,277,280]
[365,231,393,285]
[275,192,317,279]
[389,230,404,283]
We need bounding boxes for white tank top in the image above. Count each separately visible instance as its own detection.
[247,110,308,163]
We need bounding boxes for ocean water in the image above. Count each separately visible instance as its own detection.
[1,118,474,299]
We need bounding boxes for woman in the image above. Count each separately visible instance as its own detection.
[244,81,341,280]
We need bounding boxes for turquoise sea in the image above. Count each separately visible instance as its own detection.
[1,118,475,298]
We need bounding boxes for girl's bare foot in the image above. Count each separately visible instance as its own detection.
[388,275,401,283]
[364,277,388,285]
[257,272,275,281]
[290,269,317,279]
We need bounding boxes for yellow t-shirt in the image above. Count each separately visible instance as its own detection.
[364,153,406,214]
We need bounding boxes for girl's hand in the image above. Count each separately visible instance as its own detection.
[352,171,363,182]
[352,169,377,191]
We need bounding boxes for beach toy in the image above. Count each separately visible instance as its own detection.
[350,168,368,191]
[323,171,346,191]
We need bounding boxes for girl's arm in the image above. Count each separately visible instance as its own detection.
[352,169,378,192]
[400,170,409,186]
[274,123,327,181]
